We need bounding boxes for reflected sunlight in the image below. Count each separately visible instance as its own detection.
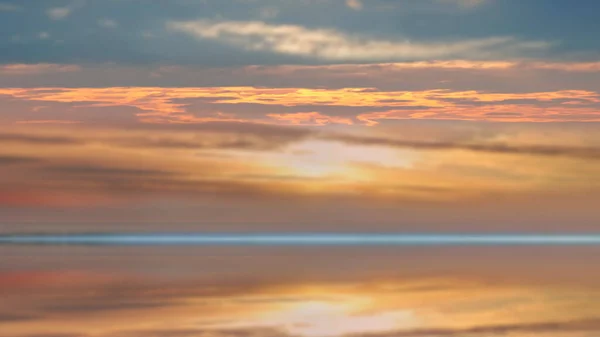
[227,299,418,337]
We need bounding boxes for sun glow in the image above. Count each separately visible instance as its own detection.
[261,300,416,337]
[272,140,417,179]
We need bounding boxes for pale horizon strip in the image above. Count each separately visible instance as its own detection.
[1,233,600,246]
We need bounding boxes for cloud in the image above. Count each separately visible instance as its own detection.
[42,165,177,178]
[167,20,550,62]
[346,0,363,10]
[0,64,81,75]
[458,0,487,7]
[30,166,300,199]
[258,7,279,19]
[3,87,598,125]
[359,318,600,336]
[15,120,82,124]
[0,132,83,145]
[0,155,42,165]
[0,119,597,211]
[527,61,600,71]
[19,335,84,337]
[1,61,599,91]
[0,121,315,152]
[133,121,315,141]
[0,2,21,11]
[325,133,600,160]
[46,1,84,20]
[47,7,72,20]
[439,0,489,9]
[267,112,354,125]
[111,135,302,151]
[98,18,118,28]
[0,135,315,201]
[0,313,41,322]
[40,300,170,314]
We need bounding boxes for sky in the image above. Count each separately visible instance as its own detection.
[1,0,600,336]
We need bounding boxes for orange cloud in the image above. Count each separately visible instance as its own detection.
[526,61,600,72]
[357,104,600,124]
[2,87,598,125]
[267,112,354,125]
[0,189,114,207]
[15,120,82,124]
[0,271,118,290]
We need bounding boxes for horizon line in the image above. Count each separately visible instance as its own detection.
[2,233,600,246]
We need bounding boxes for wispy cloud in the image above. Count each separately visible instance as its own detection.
[0,155,42,165]
[167,20,550,62]
[346,0,363,10]
[98,18,118,29]
[439,0,489,9]
[324,133,600,160]
[0,2,21,11]
[47,7,72,20]
[0,64,81,75]
[46,1,84,20]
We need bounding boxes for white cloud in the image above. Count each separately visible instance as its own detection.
[46,1,84,20]
[98,18,118,28]
[258,7,279,19]
[346,0,363,10]
[439,0,489,9]
[167,19,550,62]
[47,7,71,20]
[0,3,21,11]
[461,0,487,7]
[38,32,50,39]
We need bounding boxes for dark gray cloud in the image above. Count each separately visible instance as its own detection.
[42,165,177,178]
[139,121,316,139]
[3,64,600,94]
[7,120,600,160]
[111,134,305,152]
[0,155,42,165]
[0,133,83,145]
[108,327,286,337]
[0,312,41,322]
[40,300,171,314]
[356,318,600,336]
[325,133,600,160]
[23,162,293,198]
[0,121,315,151]
[19,335,84,337]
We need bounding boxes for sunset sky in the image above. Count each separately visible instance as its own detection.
[1,1,600,336]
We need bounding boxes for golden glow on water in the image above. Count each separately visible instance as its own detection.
[269,301,415,337]
[212,298,418,337]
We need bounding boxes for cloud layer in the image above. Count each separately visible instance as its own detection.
[1,2,600,337]
[168,20,550,62]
